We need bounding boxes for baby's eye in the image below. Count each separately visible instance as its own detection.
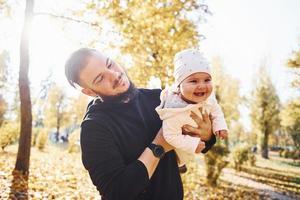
[205,79,211,83]
[189,80,197,83]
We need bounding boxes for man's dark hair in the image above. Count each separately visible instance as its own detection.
[65,48,98,88]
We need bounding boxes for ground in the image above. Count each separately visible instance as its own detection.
[0,144,299,200]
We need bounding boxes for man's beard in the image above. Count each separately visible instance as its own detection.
[98,81,137,103]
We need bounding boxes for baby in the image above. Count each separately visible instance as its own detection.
[156,49,228,166]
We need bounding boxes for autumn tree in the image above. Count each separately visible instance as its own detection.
[32,73,53,127]
[280,46,300,150]
[0,50,10,127]
[250,65,280,159]
[287,46,300,88]
[8,1,34,199]
[0,49,21,124]
[204,57,241,186]
[86,0,207,87]
[229,122,246,146]
[0,121,19,151]
[0,95,6,127]
[14,0,33,175]
[44,84,70,142]
[0,0,11,16]
[211,57,241,146]
[68,94,89,127]
[281,98,300,150]
[0,50,9,88]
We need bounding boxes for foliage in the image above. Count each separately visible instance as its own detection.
[211,57,241,127]
[280,97,300,150]
[279,149,300,160]
[68,94,89,126]
[1,145,299,199]
[248,153,256,166]
[44,84,71,142]
[240,165,300,196]
[231,145,253,171]
[199,58,241,186]
[0,94,7,127]
[211,57,242,150]
[68,129,80,153]
[0,121,19,151]
[1,145,99,199]
[86,0,206,87]
[204,144,229,187]
[0,0,12,16]
[228,122,245,146]
[250,65,280,159]
[0,50,9,90]
[32,73,54,127]
[35,130,48,151]
[0,50,10,126]
[31,127,39,146]
[287,46,300,88]
[31,127,47,148]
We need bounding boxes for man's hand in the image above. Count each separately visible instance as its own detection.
[181,108,213,142]
[215,130,228,140]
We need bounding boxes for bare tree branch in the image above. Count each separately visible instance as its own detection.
[34,12,103,31]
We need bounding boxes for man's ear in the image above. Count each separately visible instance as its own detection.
[81,88,97,97]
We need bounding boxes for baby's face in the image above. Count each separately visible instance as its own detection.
[179,72,212,103]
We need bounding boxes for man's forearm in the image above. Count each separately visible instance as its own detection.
[138,148,160,178]
[138,128,173,178]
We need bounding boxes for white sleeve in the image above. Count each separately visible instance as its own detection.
[209,94,228,133]
[162,116,201,154]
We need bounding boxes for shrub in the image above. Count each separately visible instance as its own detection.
[290,150,300,160]
[295,150,300,159]
[68,129,80,153]
[248,153,256,166]
[204,144,229,187]
[282,150,290,158]
[31,127,41,147]
[0,121,19,151]
[36,130,48,151]
[231,145,252,171]
[279,149,284,157]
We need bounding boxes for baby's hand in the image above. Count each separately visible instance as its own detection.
[215,130,228,140]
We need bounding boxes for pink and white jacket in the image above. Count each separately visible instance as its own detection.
[155,88,228,165]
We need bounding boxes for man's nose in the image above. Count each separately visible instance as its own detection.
[108,69,120,80]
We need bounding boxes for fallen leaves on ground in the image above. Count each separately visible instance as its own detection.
[1,145,299,199]
[0,144,99,199]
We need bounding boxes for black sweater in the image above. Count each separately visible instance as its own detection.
[80,89,216,200]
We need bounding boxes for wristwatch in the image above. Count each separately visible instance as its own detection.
[148,143,165,159]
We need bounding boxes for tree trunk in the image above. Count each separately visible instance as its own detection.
[261,131,269,159]
[14,0,34,174]
[56,110,60,142]
[56,127,60,142]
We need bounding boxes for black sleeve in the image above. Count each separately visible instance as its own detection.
[80,120,150,200]
[201,135,216,153]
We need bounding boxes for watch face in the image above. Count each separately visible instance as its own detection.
[154,146,165,158]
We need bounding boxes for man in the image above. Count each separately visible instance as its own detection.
[65,48,216,200]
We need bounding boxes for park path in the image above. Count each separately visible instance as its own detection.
[221,168,298,200]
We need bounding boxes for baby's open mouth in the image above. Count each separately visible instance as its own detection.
[194,92,206,97]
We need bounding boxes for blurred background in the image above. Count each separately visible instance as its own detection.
[0,0,299,199]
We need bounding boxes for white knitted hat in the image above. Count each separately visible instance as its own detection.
[174,49,211,86]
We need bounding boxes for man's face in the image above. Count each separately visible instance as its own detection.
[79,54,130,97]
